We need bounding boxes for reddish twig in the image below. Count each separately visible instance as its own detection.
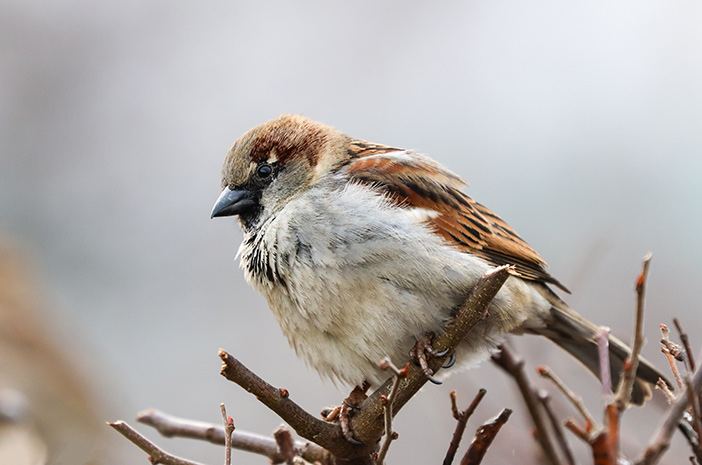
[220,404,235,465]
[108,421,206,465]
[459,409,512,465]
[615,253,651,410]
[443,389,487,465]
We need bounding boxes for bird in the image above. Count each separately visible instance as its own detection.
[211,114,664,406]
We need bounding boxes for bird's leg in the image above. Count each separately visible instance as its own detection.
[410,332,452,384]
[321,381,370,444]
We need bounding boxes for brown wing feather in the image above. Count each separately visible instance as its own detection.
[341,143,570,293]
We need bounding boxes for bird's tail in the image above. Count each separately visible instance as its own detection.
[531,303,668,405]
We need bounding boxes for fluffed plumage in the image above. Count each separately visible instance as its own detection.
[212,114,665,404]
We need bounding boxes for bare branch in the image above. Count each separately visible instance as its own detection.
[218,350,352,455]
[443,389,487,465]
[537,365,596,433]
[220,404,235,465]
[674,318,696,372]
[375,359,405,465]
[350,265,512,446]
[655,379,676,404]
[220,265,511,463]
[661,325,685,391]
[459,409,512,465]
[492,344,561,465]
[108,421,206,465]
[273,426,297,465]
[637,351,702,465]
[615,253,651,409]
[136,409,332,464]
[538,391,576,465]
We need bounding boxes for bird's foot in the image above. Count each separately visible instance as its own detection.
[410,333,454,384]
[321,382,369,444]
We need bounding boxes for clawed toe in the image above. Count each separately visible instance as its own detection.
[410,333,456,383]
[322,383,369,444]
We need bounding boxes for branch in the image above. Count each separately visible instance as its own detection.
[108,421,206,465]
[218,350,356,456]
[538,391,577,465]
[615,252,651,409]
[350,265,512,445]
[136,409,332,464]
[492,344,561,465]
[637,351,702,465]
[459,408,512,465]
[443,389,487,465]
[220,404,235,465]
[219,265,511,464]
[375,359,405,465]
[537,365,596,433]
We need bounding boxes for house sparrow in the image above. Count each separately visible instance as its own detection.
[212,114,663,405]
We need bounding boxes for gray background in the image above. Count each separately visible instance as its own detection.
[2,1,701,463]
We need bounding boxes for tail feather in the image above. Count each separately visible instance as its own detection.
[534,305,669,405]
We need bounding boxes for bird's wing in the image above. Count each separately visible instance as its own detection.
[340,141,569,292]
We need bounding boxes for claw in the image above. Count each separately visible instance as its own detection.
[443,352,456,369]
[347,436,364,445]
[435,348,450,357]
[427,374,443,385]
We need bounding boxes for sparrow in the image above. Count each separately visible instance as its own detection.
[211,114,664,405]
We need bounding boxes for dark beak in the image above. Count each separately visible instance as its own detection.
[211,187,257,218]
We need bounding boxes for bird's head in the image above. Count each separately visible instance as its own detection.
[211,114,349,229]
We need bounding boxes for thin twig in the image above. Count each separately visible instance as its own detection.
[684,375,702,463]
[596,326,613,398]
[538,391,576,465]
[637,350,702,465]
[492,344,561,465]
[443,389,487,465]
[376,359,405,465]
[537,365,596,432]
[108,421,206,465]
[459,409,512,465]
[655,379,676,403]
[661,325,685,391]
[615,253,651,409]
[674,318,695,371]
[136,409,332,464]
[220,404,235,465]
[564,419,590,443]
[661,324,684,362]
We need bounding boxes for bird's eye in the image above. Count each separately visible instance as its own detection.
[257,164,273,178]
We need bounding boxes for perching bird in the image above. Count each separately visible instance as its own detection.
[211,114,664,405]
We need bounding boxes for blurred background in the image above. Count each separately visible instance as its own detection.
[1,1,701,463]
